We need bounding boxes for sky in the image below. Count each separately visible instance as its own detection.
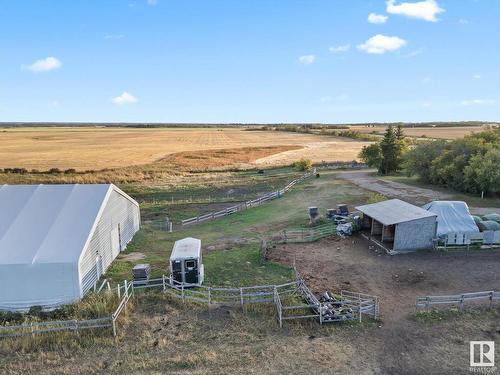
[1,0,499,123]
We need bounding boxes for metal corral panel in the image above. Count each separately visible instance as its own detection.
[171,237,201,260]
[356,199,437,226]
[394,216,437,252]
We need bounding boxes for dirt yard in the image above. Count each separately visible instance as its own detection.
[266,235,500,373]
[0,127,369,171]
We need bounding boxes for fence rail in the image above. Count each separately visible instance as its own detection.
[0,316,113,338]
[260,223,337,261]
[0,274,379,339]
[181,170,315,226]
[416,290,500,310]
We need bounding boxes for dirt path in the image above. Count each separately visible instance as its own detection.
[337,170,498,215]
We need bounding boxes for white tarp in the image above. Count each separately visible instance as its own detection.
[422,201,479,238]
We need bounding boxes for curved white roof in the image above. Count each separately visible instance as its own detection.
[0,184,136,265]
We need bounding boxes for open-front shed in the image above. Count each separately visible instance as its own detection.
[356,199,437,253]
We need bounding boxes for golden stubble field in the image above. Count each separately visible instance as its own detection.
[0,127,371,171]
[350,125,485,139]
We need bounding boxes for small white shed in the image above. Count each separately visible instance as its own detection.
[0,184,140,311]
[170,237,204,286]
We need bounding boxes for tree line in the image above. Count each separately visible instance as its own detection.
[359,126,500,196]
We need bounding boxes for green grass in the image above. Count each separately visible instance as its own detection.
[203,243,293,287]
[106,171,370,282]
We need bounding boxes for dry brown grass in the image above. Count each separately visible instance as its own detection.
[0,127,369,171]
[1,291,499,374]
[350,125,488,139]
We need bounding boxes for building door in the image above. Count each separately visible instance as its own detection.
[96,256,103,279]
[111,226,120,258]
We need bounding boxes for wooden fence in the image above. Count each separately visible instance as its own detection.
[181,170,315,226]
[416,290,500,310]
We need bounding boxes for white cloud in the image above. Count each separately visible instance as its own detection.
[459,18,469,25]
[24,57,62,72]
[298,55,316,65]
[357,34,407,54]
[105,34,125,40]
[329,44,351,53]
[320,94,349,103]
[147,0,158,5]
[386,0,444,22]
[422,77,432,84]
[422,102,432,108]
[473,73,481,79]
[368,13,388,24]
[112,92,138,105]
[404,48,424,57]
[461,99,496,106]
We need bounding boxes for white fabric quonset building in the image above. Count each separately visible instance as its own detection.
[0,184,140,311]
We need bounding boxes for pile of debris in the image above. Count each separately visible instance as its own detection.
[318,291,354,322]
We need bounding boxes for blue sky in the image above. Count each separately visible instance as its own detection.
[1,0,499,123]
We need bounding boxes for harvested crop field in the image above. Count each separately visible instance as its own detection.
[0,127,370,171]
[350,125,490,139]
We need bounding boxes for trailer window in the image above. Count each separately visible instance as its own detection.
[185,260,195,269]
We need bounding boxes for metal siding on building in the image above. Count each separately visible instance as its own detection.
[394,216,436,252]
[79,189,140,296]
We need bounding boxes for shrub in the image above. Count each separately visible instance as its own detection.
[294,158,312,171]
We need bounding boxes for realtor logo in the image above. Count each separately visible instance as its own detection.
[470,341,495,367]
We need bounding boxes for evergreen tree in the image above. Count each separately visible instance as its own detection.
[379,125,399,174]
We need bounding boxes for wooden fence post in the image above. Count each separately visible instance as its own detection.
[208,287,211,305]
[181,284,185,303]
[112,315,117,337]
[124,280,128,298]
[117,284,121,299]
[240,288,244,309]
[490,291,493,308]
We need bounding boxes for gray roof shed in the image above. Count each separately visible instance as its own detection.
[355,199,436,226]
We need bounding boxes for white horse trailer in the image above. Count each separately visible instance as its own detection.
[170,237,204,286]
